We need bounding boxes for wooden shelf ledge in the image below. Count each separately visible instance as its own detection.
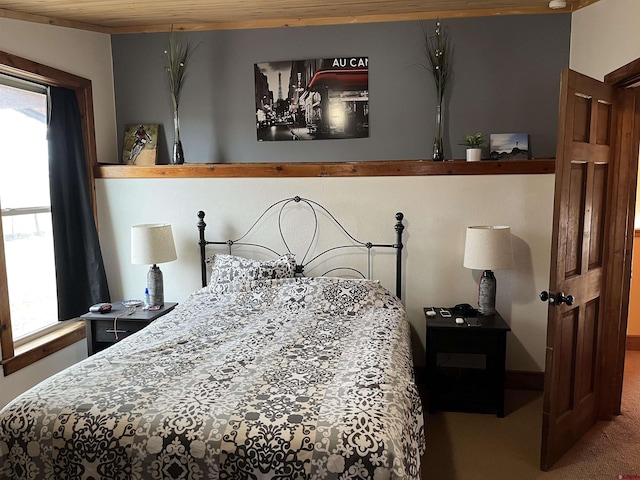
[95,159,555,179]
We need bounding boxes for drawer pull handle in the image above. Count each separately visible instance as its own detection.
[106,329,130,334]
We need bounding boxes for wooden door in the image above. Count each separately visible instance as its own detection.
[540,69,616,470]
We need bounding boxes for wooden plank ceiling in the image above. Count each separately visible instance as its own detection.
[0,0,599,34]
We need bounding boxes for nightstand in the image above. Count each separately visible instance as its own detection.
[82,301,177,355]
[424,307,511,417]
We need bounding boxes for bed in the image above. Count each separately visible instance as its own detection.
[0,196,425,480]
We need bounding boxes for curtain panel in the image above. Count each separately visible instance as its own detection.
[48,86,110,320]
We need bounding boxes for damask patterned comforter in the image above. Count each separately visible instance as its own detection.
[0,277,425,479]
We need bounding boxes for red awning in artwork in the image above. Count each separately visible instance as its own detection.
[307,69,368,89]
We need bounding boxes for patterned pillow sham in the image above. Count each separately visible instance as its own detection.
[206,253,296,293]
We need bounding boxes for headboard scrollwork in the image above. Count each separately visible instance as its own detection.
[198,196,405,298]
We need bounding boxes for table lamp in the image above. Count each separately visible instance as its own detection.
[463,225,514,315]
[131,223,177,307]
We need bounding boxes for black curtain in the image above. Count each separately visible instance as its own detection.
[48,86,110,320]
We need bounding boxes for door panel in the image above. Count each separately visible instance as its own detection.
[565,162,587,278]
[595,101,612,145]
[541,69,616,470]
[556,309,578,417]
[572,94,591,142]
[588,164,607,269]
[578,299,598,400]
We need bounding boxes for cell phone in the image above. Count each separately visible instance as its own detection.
[89,302,112,314]
[466,317,481,327]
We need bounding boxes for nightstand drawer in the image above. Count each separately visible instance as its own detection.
[433,329,507,354]
[82,301,177,355]
[93,319,151,342]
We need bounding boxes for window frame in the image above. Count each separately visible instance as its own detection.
[0,50,98,375]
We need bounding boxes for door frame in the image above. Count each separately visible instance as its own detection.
[599,58,640,419]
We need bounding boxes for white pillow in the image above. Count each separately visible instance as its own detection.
[206,253,296,293]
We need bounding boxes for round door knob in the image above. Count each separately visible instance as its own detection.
[540,291,555,304]
[557,293,575,306]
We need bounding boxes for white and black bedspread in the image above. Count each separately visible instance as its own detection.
[0,277,425,479]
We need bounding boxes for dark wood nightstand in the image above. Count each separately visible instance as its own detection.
[424,307,511,417]
[82,301,177,355]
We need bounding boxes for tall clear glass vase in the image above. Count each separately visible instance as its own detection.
[432,101,444,162]
[172,109,185,165]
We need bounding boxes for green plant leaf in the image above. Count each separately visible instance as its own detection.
[458,132,487,147]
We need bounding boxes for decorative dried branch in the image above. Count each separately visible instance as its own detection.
[164,27,198,112]
[424,21,452,102]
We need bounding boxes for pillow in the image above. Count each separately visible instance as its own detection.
[206,253,296,293]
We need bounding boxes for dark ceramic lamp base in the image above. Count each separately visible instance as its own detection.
[147,264,165,307]
[478,269,496,315]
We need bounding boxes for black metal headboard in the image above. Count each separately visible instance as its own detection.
[197,196,405,298]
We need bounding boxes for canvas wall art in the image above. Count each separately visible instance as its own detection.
[489,133,529,160]
[255,57,368,141]
[122,124,159,165]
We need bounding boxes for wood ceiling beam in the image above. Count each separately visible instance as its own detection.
[0,8,110,34]
[109,6,574,34]
[0,2,590,35]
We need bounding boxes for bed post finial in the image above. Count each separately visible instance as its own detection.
[395,212,404,240]
[394,212,404,299]
[198,211,207,287]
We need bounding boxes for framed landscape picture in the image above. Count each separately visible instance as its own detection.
[489,133,529,160]
[122,124,159,165]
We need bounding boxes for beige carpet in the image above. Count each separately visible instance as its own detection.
[421,350,640,479]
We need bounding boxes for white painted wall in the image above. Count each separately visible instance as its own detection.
[96,175,555,373]
[570,0,640,80]
[0,18,117,408]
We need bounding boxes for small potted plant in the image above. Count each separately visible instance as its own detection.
[459,132,487,162]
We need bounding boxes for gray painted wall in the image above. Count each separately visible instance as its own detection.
[111,15,570,164]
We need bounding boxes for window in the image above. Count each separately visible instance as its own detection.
[0,78,59,342]
[0,50,99,375]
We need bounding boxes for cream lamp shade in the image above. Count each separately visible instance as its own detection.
[131,224,177,265]
[463,226,514,271]
[463,225,514,315]
[131,224,177,307]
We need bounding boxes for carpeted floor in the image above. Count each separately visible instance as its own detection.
[421,350,640,479]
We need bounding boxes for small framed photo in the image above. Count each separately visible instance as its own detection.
[490,133,529,160]
[122,124,159,165]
